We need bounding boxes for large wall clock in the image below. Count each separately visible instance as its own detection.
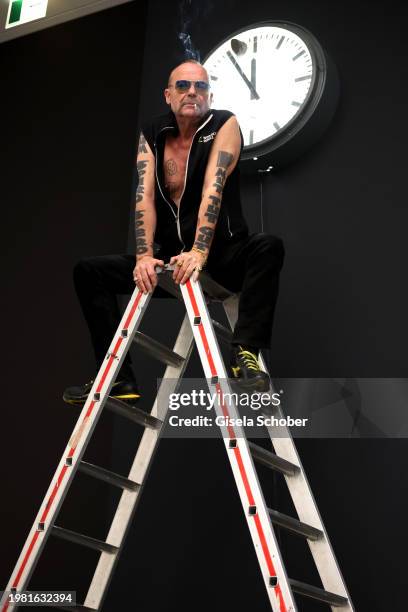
[203,22,339,171]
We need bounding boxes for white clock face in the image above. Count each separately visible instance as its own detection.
[204,25,315,148]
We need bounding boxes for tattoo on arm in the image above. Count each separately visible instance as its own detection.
[217,150,234,169]
[135,160,149,255]
[135,209,148,255]
[194,151,234,255]
[138,134,148,154]
[136,160,147,204]
[194,226,214,252]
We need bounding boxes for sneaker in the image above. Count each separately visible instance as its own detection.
[230,345,270,392]
[63,380,141,405]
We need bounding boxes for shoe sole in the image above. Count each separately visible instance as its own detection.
[63,393,141,405]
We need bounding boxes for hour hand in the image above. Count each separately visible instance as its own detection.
[227,50,260,100]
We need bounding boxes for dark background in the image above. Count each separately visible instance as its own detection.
[1,1,407,611]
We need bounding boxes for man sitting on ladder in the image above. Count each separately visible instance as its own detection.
[63,60,284,405]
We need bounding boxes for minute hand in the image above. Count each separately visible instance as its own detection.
[227,51,260,100]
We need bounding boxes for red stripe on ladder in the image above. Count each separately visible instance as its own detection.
[184,280,287,612]
[2,290,144,608]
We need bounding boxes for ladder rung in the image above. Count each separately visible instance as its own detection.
[289,578,349,606]
[104,397,162,428]
[133,330,185,367]
[49,606,96,612]
[268,508,323,540]
[249,442,300,476]
[211,318,233,343]
[51,526,118,554]
[78,461,139,491]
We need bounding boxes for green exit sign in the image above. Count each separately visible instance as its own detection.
[6,0,48,29]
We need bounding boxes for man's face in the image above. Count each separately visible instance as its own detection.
[164,63,212,119]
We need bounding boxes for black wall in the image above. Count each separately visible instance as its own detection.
[0,0,148,604]
[1,1,407,611]
[110,1,408,611]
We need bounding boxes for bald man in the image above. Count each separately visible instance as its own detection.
[64,60,284,405]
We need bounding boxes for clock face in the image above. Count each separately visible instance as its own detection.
[203,24,316,149]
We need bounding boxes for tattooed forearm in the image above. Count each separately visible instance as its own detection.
[194,226,214,252]
[204,195,221,223]
[135,209,148,255]
[136,160,147,204]
[138,134,147,154]
[135,160,151,256]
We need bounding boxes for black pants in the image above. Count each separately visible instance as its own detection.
[73,233,284,381]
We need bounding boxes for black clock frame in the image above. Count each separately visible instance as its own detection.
[203,21,340,172]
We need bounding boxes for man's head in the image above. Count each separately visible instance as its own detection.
[164,60,213,119]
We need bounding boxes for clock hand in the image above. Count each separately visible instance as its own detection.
[250,58,257,100]
[226,50,260,100]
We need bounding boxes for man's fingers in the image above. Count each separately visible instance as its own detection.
[192,267,200,282]
[146,266,158,289]
[180,262,197,285]
[140,268,152,293]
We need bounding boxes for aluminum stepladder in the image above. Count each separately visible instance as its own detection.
[1,266,354,612]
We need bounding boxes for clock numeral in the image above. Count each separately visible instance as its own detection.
[293,50,306,61]
[273,122,280,131]
[276,35,285,49]
[249,129,254,145]
[295,75,312,82]
[253,36,257,53]
[291,101,302,107]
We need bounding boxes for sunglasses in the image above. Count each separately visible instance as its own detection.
[170,79,210,93]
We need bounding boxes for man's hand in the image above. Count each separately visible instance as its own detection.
[133,255,164,293]
[170,250,206,285]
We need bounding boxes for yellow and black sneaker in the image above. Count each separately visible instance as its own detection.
[230,345,270,392]
[63,380,141,405]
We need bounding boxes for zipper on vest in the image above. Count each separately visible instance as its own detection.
[176,113,213,251]
[227,214,233,238]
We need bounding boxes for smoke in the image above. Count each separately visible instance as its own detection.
[178,0,213,62]
[178,31,200,61]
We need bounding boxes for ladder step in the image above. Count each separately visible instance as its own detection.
[104,397,162,428]
[211,318,233,343]
[289,578,349,606]
[133,330,185,367]
[249,442,300,476]
[268,508,323,540]
[78,461,139,491]
[49,606,96,612]
[51,526,118,554]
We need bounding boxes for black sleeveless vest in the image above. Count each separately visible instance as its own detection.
[142,109,248,257]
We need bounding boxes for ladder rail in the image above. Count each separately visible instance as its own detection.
[0,287,151,612]
[180,279,297,612]
[83,315,195,610]
[223,295,354,611]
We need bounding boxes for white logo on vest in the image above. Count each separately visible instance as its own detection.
[198,131,217,143]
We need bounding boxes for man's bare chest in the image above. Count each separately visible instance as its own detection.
[163,137,191,207]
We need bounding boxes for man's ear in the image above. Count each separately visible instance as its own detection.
[164,88,171,106]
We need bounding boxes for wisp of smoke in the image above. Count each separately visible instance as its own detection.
[178,0,201,61]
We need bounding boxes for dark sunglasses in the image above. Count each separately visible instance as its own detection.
[170,79,210,93]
